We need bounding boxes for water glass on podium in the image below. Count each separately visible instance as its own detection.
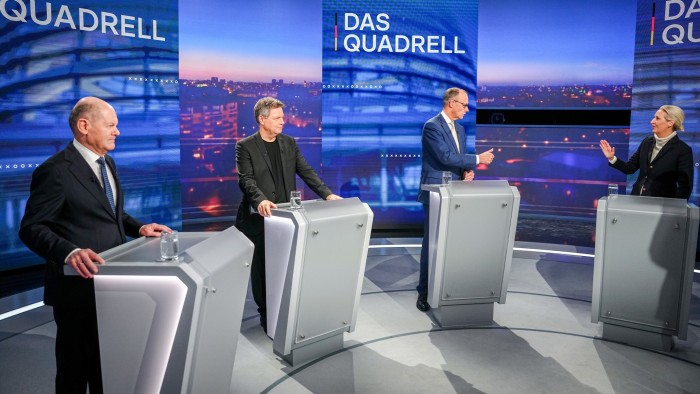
[160,231,179,261]
[290,190,302,210]
[442,171,451,185]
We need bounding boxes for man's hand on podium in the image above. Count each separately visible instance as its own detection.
[140,223,172,237]
[463,170,474,181]
[326,194,342,200]
[66,248,104,279]
[257,200,277,217]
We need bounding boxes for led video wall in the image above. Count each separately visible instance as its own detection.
[320,0,639,235]
[178,0,323,231]
[0,0,180,270]
[4,0,696,272]
[321,0,479,229]
[629,0,700,201]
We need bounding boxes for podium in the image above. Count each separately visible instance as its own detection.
[264,197,373,365]
[421,180,520,326]
[592,195,699,351]
[66,227,254,394]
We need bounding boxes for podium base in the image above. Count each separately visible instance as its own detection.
[431,303,494,327]
[281,333,344,366]
[602,323,673,352]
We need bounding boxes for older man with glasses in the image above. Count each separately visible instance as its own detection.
[415,87,495,312]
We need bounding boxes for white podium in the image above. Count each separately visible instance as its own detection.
[592,195,699,351]
[66,227,253,393]
[264,197,373,365]
[421,180,520,326]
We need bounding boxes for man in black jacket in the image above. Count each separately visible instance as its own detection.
[235,97,340,332]
[19,97,170,393]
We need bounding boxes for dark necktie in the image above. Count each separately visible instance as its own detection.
[97,157,116,214]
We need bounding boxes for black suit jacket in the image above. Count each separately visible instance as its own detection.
[610,135,694,199]
[235,132,332,236]
[19,142,144,307]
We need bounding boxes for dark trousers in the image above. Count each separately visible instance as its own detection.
[248,231,267,317]
[52,304,103,394]
[417,201,430,298]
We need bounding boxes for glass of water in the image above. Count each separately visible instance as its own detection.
[160,231,179,261]
[290,190,302,210]
[608,183,618,197]
[442,171,451,185]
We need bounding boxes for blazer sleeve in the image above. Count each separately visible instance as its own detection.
[121,212,144,239]
[108,157,144,238]
[290,138,332,199]
[676,143,694,199]
[19,162,79,263]
[610,138,646,174]
[236,139,267,209]
[423,120,478,169]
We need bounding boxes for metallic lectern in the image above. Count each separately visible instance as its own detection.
[421,180,520,326]
[592,195,699,351]
[265,197,373,365]
[66,227,253,393]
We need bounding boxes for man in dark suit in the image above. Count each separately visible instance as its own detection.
[600,105,694,199]
[235,97,341,332]
[416,87,495,312]
[19,97,171,393]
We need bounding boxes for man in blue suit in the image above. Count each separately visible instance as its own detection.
[416,87,495,312]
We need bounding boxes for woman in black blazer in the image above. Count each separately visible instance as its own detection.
[599,105,694,199]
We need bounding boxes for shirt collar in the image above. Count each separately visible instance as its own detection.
[72,138,102,164]
[440,111,453,126]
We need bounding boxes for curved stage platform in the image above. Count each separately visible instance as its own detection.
[1,239,699,393]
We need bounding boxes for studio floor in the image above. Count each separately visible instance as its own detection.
[1,239,699,394]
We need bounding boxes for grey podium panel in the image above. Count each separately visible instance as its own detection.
[66,227,253,394]
[422,180,520,326]
[443,182,515,301]
[592,195,698,348]
[265,197,373,365]
[296,201,369,342]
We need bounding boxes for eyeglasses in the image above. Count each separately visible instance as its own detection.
[451,100,468,109]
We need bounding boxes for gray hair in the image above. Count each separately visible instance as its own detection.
[442,87,464,106]
[254,97,285,124]
[68,101,96,133]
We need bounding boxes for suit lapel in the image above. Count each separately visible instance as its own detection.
[455,122,466,153]
[651,135,678,163]
[642,137,654,165]
[65,144,117,218]
[438,116,460,153]
[277,135,290,192]
[105,155,122,218]
[253,132,274,176]
[105,155,127,240]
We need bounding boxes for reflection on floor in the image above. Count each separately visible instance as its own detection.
[1,239,699,393]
